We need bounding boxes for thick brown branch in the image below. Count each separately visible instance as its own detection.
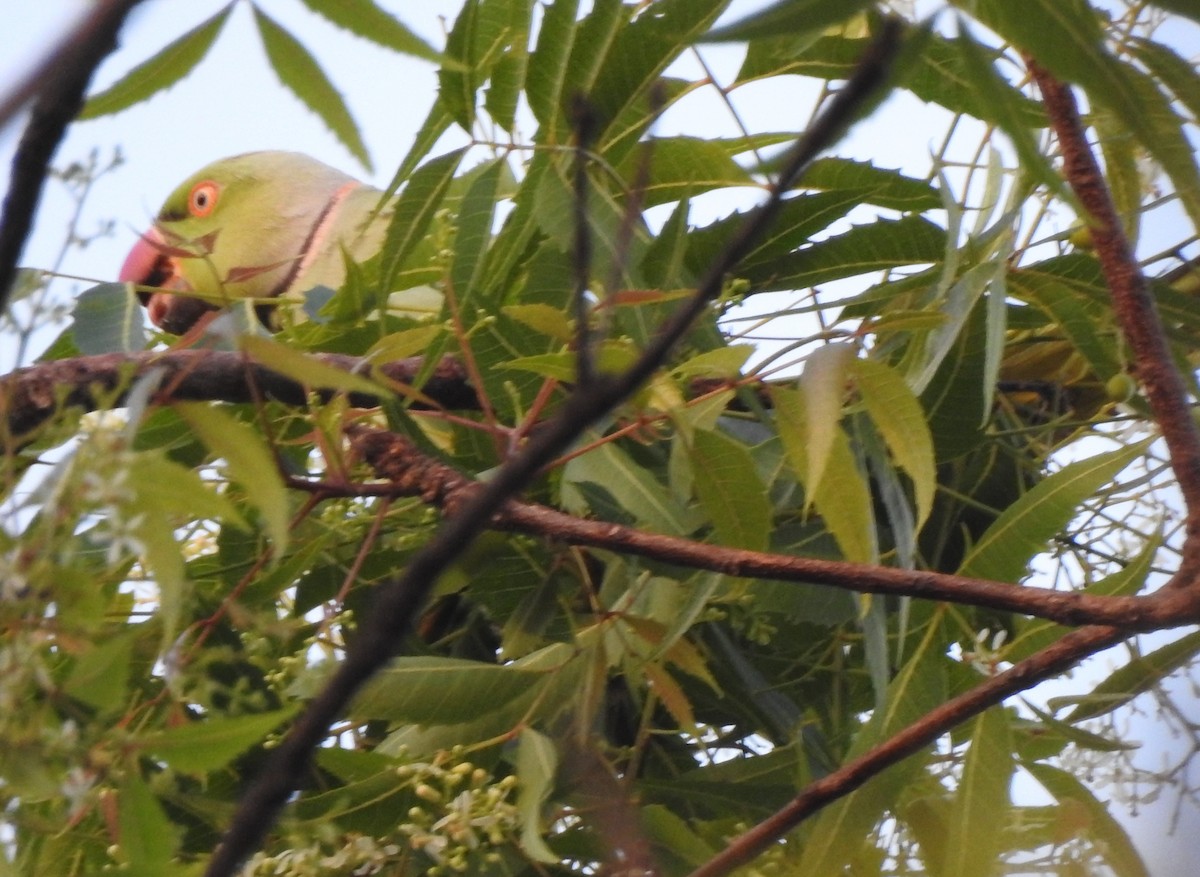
[1031,63,1200,543]
[0,0,145,313]
[0,350,473,442]
[685,625,1125,877]
[346,426,1200,630]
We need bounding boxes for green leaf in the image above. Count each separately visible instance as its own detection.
[450,158,505,310]
[1130,37,1200,123]
[800,343,854,504]
[484,4,532,132]
[705,0,873,42]
[588,0,728,155]
[80,9,230,118]
[296,0,444,62]
[801,157,941,211]
[958,438,1151,582]
[353,656,549,724]
[958,0,1200,231]
[239,335,383,395]
[175,403,290,554]
[438,0,525,132]
[253,7,370,170]
[953,24,1064,198]
[743,216,948,293]
[943,708,1012,877]
[689,428,772,551]
[564,439,704,536]
[72,282,146,354]
[118,770,178,873]
[379,148,466,291]
[1057,629,1200,724]
[774,385,877,563]
[1008,535,1157,662]
[144,706,298,774]
[797,622,948,874]
[63,632,133,715]
[619,136,758,207]
[516,728,560,863]
[852,358,936,527]
[527,0,581,131]
[1024,762,1149,877]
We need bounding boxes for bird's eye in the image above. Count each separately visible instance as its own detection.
[189,181,219,217]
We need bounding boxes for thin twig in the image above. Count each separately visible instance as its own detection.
[0,0,145,314]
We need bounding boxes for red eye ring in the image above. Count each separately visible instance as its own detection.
[189,180,219,217]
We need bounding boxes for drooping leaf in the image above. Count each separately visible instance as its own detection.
[175,402,291,554]
[253,7,371,170]
[379,148,466,290]
[296,0,444,62]
[143,706,299,774]
[72,282,146,354]
[799,342,853,503]
[852,357,936,527]
[240,335,383,395]
[705,0,874,42]
[689,427,772,551]
[80,9,231,118]
[118,770,178,873]
[943,708,1013,877]
[1024,762,1150,877]
[516,728,560,863]
[958,438,1151,582]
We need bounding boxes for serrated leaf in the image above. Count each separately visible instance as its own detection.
[705,0,874,42]
[619,136,757,207]
[1130,37,1200,123]
[801,157,941,211]
[516,728,559,863]
[744,215,948,293]
[1024,762,1149,877]
[63,632,133,715]
[958,438,1150,582]
[943,708,1012,877]
[296,0,444,62]
[144,706,298,774]
[672,345,753,380]
[501,303,572,342]
[774,385,877,563]
[240,335,382,395]
[352,657,547,724]
[689,427,771,551]
[380,148,465,291]
[1057,629,1200,724]
[953,24,1064,197]
[526,0,581,130]
[80,9,230,118]
[118,771,178,873]
[438,0,525,132]
[175,403,290,554]
[71,282,146,354]
[565,439,704,536]
[800,343,854,504]
[253,7,370,170]
[451,158,505,309]
[797,622,948,874]
[852,358,935,527]
[959,0,1200,231]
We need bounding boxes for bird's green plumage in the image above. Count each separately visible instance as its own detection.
[123,151,400,332]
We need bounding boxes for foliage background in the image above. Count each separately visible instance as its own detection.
[2,1,1200,877]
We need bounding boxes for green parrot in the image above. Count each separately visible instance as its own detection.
[120,151,393,334]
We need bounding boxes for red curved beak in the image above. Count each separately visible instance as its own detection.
[120,227,214,334]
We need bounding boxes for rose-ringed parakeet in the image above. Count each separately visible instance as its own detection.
[120,151,392,334]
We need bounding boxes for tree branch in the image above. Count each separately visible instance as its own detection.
[343,425,1200,629]
[0,0,145,314]
[684,624,1125,877]
[0,350,473,442]
[1030,62,1200,545]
